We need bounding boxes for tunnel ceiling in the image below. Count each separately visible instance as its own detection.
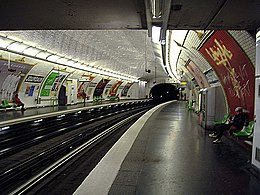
[0,0,259,82]
[0,0,259,30]
[0,30,166,81]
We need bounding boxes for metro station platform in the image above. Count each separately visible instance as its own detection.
[74,101,260,195]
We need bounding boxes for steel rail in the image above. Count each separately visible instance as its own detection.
[10,111,145,195]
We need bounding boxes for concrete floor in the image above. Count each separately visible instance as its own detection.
[109,101,260,195]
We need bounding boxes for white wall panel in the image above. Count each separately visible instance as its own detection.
[229,30,256,67]
[252,29,260,170]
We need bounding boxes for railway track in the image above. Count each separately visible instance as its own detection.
[0,101,153,194]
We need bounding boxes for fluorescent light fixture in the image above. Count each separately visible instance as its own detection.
[0,37,14,48]
[56,57,68,64]
[71,62,82,69]
[152,0,162,18]
[7,42,29,52]
[65,60,76,66]
[0,35,140,83]
[23,47,41,56]
[172,30,188,45]
[46,54,61,62]
[257,30,260,42]
[169,38,181,78]
[165,30,176,79]
[152,26,161,43]
[36,51,52,59]
[165,30,188,81]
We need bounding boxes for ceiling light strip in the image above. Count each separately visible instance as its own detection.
[165,30,177,80]
[0,35,139,82]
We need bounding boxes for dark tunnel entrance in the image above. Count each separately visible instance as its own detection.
[150,83,179,104]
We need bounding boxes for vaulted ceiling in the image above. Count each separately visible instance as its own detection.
[0,0,259,82]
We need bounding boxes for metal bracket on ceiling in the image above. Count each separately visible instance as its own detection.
[159,0,172,43]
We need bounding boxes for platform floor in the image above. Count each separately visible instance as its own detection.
[75,101,260,195]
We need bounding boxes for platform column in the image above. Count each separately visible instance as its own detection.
[252,28,260,171]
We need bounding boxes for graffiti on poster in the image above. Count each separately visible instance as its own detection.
[200,30,255,119]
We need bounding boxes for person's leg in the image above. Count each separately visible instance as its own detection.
[209,124,222,137]
[229,125,238,135]
[213,124,230,143]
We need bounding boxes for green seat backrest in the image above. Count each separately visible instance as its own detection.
[245,121,254,134]
[222,114,230,123]
[214,114,230,124]
[2,100,10,106]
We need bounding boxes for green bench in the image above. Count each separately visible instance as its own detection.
[0,100,12,109]
[233,121,254,137]
[214,114,230,125]
[108,95,119,101]
[93,96,104,103]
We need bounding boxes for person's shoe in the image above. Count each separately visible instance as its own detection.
[213,139,221,144]
[209,133,217,138]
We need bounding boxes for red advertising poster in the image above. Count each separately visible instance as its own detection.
[200,30,255,119]
[186,61,209,88]
[93,79,110,97]
[77,74,94,99]
[109,81,123,96]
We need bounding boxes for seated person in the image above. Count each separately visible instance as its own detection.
[209,107,245,143]
[14,94,25,110]
[242,108,250,128]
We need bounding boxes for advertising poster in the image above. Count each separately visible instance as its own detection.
[199,30,255,119]
[110,81,123,96]
[24,75,44,97]
[40,70,69,97]
[93,79,110,97]
[77,81,90,98]
[0,59,33,100]
[186,61,209,88]
[121,82,133,97]
[25,85,35,96]
[104,83,113,96]
[77,74,94,99]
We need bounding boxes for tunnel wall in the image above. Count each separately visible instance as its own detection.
[0,50,143,108]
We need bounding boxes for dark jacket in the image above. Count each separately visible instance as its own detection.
[231,113,246,131]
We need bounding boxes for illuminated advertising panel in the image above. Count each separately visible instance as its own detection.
[200,30,255,119]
